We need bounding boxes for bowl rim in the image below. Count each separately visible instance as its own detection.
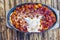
[6,3,57,33]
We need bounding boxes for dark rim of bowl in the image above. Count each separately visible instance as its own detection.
[7,3,57,33]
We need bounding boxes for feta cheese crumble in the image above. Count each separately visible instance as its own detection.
[24,16,43,32]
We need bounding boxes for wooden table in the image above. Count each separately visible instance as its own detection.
[0,0,60,40]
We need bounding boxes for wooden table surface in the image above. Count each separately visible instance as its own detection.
[0,0,60,40]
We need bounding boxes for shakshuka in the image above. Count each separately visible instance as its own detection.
[10,3,56,32]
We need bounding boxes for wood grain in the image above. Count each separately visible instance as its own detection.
[0,32,2,40]
[9,0,14,8]
[31,0,36,3]
[0,0,59,40]
[58,28,60,40]
[13,30,17,40]
[41,0,45,4]
[46,0,51,6]
[53,0,57,9]
[36,0,40,3]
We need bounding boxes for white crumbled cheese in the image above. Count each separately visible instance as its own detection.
[24,16,43,32]
[17,16,21,19]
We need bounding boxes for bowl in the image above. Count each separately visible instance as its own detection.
[6,3,57,33]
